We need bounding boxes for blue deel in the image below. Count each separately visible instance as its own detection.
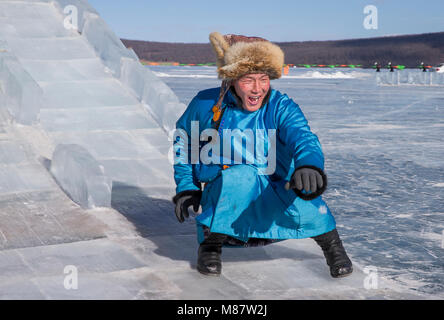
[173,87,336,243]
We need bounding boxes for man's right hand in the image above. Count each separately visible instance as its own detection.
[172,190,202,223]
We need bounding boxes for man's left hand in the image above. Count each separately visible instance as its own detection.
[285,167,324,193]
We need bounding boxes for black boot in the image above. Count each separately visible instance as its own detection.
[312,229,353,278]
[197,232,227,276]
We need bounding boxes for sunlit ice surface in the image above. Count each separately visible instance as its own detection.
[152,65,444,296]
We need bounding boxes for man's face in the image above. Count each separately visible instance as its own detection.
[233,73,270,112]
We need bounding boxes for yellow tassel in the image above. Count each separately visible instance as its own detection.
[212,105,221,121]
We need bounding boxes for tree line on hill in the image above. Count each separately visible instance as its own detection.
[121,32,444,68]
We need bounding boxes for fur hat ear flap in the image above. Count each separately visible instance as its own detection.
[209,32,229,69]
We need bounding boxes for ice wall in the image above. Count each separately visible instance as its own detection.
[0,0,185,207]
[0,0,186,130]
[51,0,186,133]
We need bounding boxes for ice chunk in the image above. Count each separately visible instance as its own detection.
[120,58,187,133]
[141,79,187,133]
[0,50,42,124]
[119,58,147,101]
[81,12,138,77]
[50,144,112,209]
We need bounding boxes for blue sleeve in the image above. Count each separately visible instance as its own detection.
[275,95,325,171]
[173,95,202,193]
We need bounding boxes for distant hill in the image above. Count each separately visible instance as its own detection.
[121,32,444,68]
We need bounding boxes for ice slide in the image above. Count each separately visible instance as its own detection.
[0,0,426,299]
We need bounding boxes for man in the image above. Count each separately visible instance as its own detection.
[172,32,353,278]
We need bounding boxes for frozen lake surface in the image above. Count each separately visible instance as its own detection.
[151,65,444,297]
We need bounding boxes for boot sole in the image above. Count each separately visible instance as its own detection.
[197,265,221,277]
[332,272,353,278]
[331,267,353,278]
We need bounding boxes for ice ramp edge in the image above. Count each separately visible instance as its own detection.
[0,0,186,133]
[0,43,42,125]
[46,143,175,209]
[49,144,112,209]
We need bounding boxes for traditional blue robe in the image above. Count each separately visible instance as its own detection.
[173,87,336,244]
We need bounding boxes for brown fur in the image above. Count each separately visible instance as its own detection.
[209,31,284,80]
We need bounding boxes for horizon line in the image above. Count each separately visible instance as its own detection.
[121,31,444,45]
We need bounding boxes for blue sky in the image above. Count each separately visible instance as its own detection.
[88,0,444,43]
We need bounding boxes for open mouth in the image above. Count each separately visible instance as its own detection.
[248,96,261,105]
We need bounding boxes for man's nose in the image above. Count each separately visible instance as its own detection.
[252,80,260,92]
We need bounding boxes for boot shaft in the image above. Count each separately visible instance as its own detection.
[312,229,343,251]
[202,232,227,246]
[312,229,351,267]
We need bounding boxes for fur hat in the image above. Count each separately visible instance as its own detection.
[209,31,284,80]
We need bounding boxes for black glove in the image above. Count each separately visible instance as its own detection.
[285,166,327,200]
[172,190,202,223]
